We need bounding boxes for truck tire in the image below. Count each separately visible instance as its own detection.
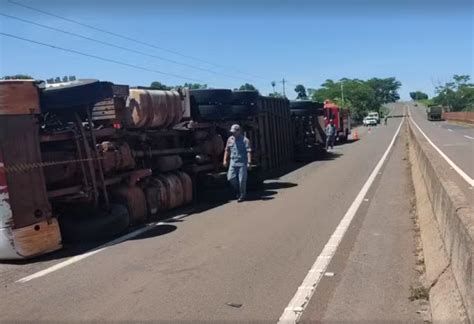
[231,91,259,105]
[111,186,148,225]
[231,104,257,118]
[196,104,232,121]
[41,79,113,111]
[58,204,130,242]
[190,89,232,105]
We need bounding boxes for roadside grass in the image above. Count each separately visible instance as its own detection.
[409,285,430,301]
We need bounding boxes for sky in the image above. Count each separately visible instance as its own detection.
[0,0,472,99]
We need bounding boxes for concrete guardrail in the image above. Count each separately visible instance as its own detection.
[408,120,473,323]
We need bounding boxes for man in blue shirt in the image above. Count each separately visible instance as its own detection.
[223,124,252,202]
[325,119,336,150]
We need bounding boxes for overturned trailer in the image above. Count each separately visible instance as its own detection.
[0,80,300,259]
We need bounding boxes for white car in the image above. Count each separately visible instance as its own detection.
[367,112,380,123]
[363,117,378,126]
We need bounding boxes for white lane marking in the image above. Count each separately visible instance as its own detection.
[278,118,404,323]
[410,117,474,187]
[16,215,186,284]
[464,135,474,140]
[443,143,469,147]
[448,129,453,132]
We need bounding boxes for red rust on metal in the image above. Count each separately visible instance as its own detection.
[0,80,40,115]
[125,89,183,129]
[175,171,193,204]
[111,185,147,224]
[0,115,52,228]
[166,173,184,209]
[12,218,62,258]
[151,176,170,211]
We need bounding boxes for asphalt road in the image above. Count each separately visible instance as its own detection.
[0,104,425,322]
[408,102,474,184]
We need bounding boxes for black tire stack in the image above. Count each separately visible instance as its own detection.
[190,89,260,121]
[230,90,259,119]
[190,89,233,121]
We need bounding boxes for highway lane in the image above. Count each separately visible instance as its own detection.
[409,102,474,183]
[0,104,423,322]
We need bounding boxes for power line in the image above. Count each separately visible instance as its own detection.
[0,12,249,82]
[0,32,207,83]
[8,0,269,81]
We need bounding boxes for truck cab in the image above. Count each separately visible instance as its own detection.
[323,100,351,142]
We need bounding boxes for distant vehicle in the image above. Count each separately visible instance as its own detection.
[363,116,378,127]
[367,112,380,124]
[426,105,443,121]
[414,103,418,107]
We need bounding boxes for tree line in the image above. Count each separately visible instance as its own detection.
[293,77,401,120]
[410,74,473,112]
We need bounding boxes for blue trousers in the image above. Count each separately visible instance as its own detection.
[326,135,335,149]
[227,164,248,198]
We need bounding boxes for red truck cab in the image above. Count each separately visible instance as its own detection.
[323,100,351,142]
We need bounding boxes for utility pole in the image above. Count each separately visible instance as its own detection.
[341,82,344,107]
[281,78,286,97]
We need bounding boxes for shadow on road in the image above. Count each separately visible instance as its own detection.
[130,224,177,240]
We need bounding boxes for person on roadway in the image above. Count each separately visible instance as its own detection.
[325,119,336,150]
[223,124,252,202]
[384,115,388,125]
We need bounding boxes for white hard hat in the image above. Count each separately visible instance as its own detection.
[230,124,241,132]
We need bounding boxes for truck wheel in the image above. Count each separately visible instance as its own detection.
[190,89,232,105]
[111,186,148,224]
[58,204,130,242]
[231,104,257,118]
[41,79,113,111]
[196,104,232,121]
[231,91,259,105]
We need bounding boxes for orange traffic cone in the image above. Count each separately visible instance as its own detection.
[352,129,359,140]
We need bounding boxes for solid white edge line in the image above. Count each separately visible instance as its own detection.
[278,117,405,324]
[16,215,186,284]
[409,115,474,187]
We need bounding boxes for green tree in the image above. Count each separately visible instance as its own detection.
[150,81,172,90]
[271,81,276,93]
[433,75,474,111]
[409,91,429,100]
[182,83,207,89]
[366,77,401,105]
[269,92,284,98]
[312,78,379,121]
[239,83,257,91]
[294,84,308,100]
[2,74,34,80]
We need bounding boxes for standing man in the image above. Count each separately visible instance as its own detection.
[325,119,336,150]
[223,124,252,202]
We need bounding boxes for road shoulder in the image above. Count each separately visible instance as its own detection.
[300,124,428,323]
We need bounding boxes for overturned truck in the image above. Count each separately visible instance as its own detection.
[1,79,324,259]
